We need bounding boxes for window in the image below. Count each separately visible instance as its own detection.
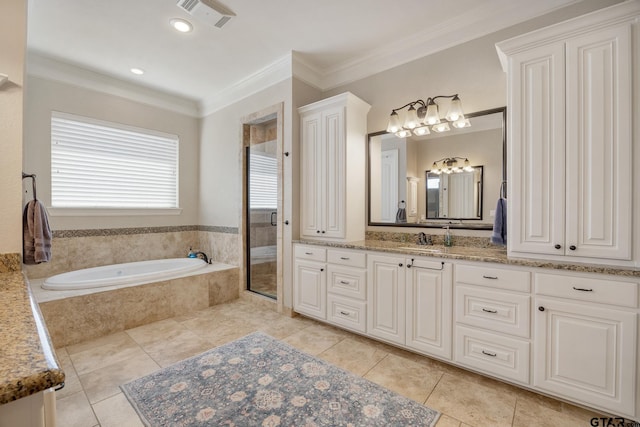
[248,151,277,209]
[51,112,179,210]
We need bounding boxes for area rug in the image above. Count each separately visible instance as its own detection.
[121,331,440,426]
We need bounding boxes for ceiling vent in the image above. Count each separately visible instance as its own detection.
[176,0,235,29]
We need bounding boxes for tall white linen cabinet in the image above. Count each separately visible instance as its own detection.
[496,1,639,267]
[298,92,371,242]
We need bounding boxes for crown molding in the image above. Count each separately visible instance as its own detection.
[198,55,293,117]
[27,51,200,117]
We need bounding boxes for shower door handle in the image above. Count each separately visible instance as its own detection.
[270,211,277,226]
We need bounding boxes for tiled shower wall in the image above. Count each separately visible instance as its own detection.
[250,209,277,248]
[23,226,240,279]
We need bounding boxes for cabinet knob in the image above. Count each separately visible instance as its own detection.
[284,220,289,225]
[554,244,561,250]
[321,230,326,234]
[538,306,545,312]
[284,151,290,157]
[398,263,403,267]
[569,245,576,251]
[320,268,324,272]
[316,230,320,234]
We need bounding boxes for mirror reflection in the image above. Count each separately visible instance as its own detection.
[368,107,505,229]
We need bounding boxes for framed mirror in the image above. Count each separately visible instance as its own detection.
[368,107,506,229]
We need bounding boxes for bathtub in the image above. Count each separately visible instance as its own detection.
[42,258,208,290]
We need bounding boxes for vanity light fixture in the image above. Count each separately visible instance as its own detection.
[386,94,468,137]
[430,157,474,175]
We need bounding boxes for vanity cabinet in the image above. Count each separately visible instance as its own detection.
[496,2,638,264]
[326,248,368,333]
[293,245,327,319]
[533,272,638,417]
[298,92,371,242]
[454,264,531,384]
[367,253,453,359]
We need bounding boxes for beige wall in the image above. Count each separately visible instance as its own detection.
[0,0,27,254]
[23,76,200,230]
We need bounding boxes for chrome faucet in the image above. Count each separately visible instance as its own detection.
[417,232,432,245]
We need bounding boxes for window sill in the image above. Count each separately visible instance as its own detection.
[47,208,183,217]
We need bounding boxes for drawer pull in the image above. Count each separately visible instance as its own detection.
[482,308,497,314]
[482,350,497,357]
[305,252,313,255]
[482,275,498,280]
[340,257,350,260]
[339,280,350,285]
[572,286,593,292]
[339,311,350,316]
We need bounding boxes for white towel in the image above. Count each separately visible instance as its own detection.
[23,200,52,264]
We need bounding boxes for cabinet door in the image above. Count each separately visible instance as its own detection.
[508,43,565,256]
[534,297,636,415]
[321,106,345,238]
[293,259,326,319]
[405,260,452,359]
[367,254,405,345]
[565,24,632,260]
[300,112,323,237]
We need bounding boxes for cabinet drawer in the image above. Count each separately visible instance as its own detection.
[456,264,530,292]
[295,245,327,262]
[327,249,366,268]
[327,265,366,300]
[455,325,530,384]
[327,295,366,333]
[535,273,638,308]
[455,285,531,338]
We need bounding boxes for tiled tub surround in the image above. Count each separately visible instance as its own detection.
[0,271,64,404]
[23,226,240,280]
[32,266,240,348]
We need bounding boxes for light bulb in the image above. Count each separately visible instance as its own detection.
[170,18,193,33]
[424,101,440,125]
[395,129,412,138]
[463,159,474,172]
[432,122,450,133]
[445,95,465,122]
[386,111,402,133]
[452,118,470,129]
[403,105,420,129]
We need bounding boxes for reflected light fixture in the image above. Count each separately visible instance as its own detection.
[386,94,468,137]
[430,157,474,175]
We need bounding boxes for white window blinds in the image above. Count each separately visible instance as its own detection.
[249,152,277,209]
[51,112,179,209]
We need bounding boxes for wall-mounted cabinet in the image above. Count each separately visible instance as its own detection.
[298,92,370,242]
[496,2,639,265]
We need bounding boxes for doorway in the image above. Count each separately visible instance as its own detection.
[243,109,282,300]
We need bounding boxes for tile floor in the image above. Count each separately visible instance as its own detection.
[54,298,604,427]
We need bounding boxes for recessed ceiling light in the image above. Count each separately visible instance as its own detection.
[170,18,193,33]
[130,68,145,75]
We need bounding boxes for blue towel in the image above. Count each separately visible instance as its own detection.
[491,198,507,246]
[395,207,407,223]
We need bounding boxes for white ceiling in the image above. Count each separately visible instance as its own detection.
[26,0,582,116]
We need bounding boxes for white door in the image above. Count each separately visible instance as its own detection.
[380,149,398,222]
[294,260,326,319]
[508,44,566,256]
[367,254,405,345]
[534,297,636,415]
[322,106,345,238]
[565,24,632,260]
[405,259,452,359]
[300,112,323,237]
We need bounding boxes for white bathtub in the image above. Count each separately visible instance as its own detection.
[42,258,208,290]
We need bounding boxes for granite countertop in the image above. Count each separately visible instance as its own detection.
[0,271,65,404]
[297,239,640,278]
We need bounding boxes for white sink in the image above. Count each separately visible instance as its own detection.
[398,246,442,253]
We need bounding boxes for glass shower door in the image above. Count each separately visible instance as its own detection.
[246,140,277,299]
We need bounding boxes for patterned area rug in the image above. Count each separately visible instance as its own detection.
[121,332,440,426]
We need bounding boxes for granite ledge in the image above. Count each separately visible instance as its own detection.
[0,272,65,405]
[295,239,640,278]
